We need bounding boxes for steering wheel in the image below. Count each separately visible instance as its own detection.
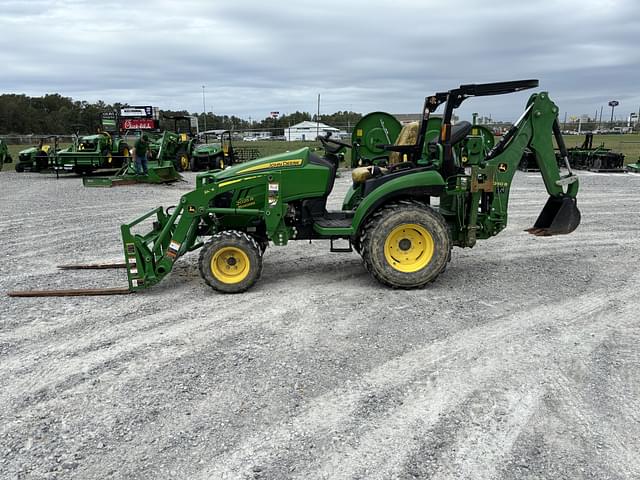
[319,134,352,149]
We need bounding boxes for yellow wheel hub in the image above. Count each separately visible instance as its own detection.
[180,154,189,170]
[211,247,250,284]
[122,147,130,157]
[384,223,434,273]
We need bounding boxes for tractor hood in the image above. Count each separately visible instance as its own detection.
[19,146,38,155]
[193,143,222,155]
[205,147,311,183]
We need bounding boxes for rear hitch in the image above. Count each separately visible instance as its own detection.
[527,196,581,236]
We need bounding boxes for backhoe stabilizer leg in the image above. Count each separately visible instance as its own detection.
[526,196,581,236]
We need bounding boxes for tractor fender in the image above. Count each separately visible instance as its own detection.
[350,169,445,235]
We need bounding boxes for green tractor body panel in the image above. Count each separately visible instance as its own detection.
[112,81,581,293]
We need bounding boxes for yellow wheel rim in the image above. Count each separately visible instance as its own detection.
[180,154,189,170]
[122,147,130,157]
[211,246,250,284]
[384,223,434,273]
[107,153,112,164]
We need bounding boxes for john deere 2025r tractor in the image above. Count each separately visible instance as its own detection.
[8,80,582,298]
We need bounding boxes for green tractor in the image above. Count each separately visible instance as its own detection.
[54,131,130,174]
[149,115,197,171]
[14,136,58,172]
[9,80,582,298]
[190,131,236,172]
[1,138,12,165]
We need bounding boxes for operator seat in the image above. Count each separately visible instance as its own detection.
[351,121,473,184]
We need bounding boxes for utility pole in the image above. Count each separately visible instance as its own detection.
[316,94,321,140]
[202,85,207,133]
[598,106,603,130]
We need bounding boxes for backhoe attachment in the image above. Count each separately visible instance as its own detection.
[527,196,581,236]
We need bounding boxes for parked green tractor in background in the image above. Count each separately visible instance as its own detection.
[1,138,12,165]
[54,131,130,174]
[190,131,236,172]
[14,136,58,172]
[149,115,197,171]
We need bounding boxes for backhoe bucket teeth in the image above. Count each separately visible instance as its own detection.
[527,196,581,236]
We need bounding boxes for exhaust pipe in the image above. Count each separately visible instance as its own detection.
[527,196,581,236]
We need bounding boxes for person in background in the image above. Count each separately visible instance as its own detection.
[133,134,150,175]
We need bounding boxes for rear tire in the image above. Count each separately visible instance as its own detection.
[15,163,24,172]
[198,231,263,293]
[360,200,451,288]
[190,156,200,172]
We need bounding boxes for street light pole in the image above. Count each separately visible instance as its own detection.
[202,85,207,133]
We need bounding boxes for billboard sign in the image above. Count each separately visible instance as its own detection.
[101,111,117,132]
[608,100,619,107]
[120,118,157,130]
[120,106,153,118]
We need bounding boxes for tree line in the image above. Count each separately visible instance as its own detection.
[0,93,362,135]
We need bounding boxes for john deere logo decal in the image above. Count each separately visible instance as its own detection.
[498,163,508,173]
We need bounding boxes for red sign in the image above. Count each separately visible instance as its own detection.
[120,118,157,130]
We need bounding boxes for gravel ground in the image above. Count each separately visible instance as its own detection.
[1,170,639,480]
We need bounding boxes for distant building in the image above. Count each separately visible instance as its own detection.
[286,121,339,141]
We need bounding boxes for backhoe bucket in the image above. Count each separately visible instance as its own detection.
[527,196,581,236]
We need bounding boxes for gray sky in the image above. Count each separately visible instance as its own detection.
[1,0,638,122]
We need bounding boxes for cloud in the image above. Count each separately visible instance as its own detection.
[0,0,638,121]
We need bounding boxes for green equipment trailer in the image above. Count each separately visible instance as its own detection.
[54,131,130,174]
[14,136,58,172]
[9,80,581,297]
[565,133,625,172]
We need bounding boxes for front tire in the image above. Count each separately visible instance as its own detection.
[176,152,189,172]
[198,231,263,293]
[360,200,451,288]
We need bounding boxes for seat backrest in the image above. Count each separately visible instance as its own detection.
[389,122,420,165]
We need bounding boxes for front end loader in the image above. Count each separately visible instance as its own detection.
[9,79,581,297]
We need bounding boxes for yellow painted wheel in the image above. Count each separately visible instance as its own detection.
[210,246,250,284]
[122,147,130,157]
[384,223,434,273]
[179,154,189,171]
[360,201,450,288]
[199,231,263,293]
